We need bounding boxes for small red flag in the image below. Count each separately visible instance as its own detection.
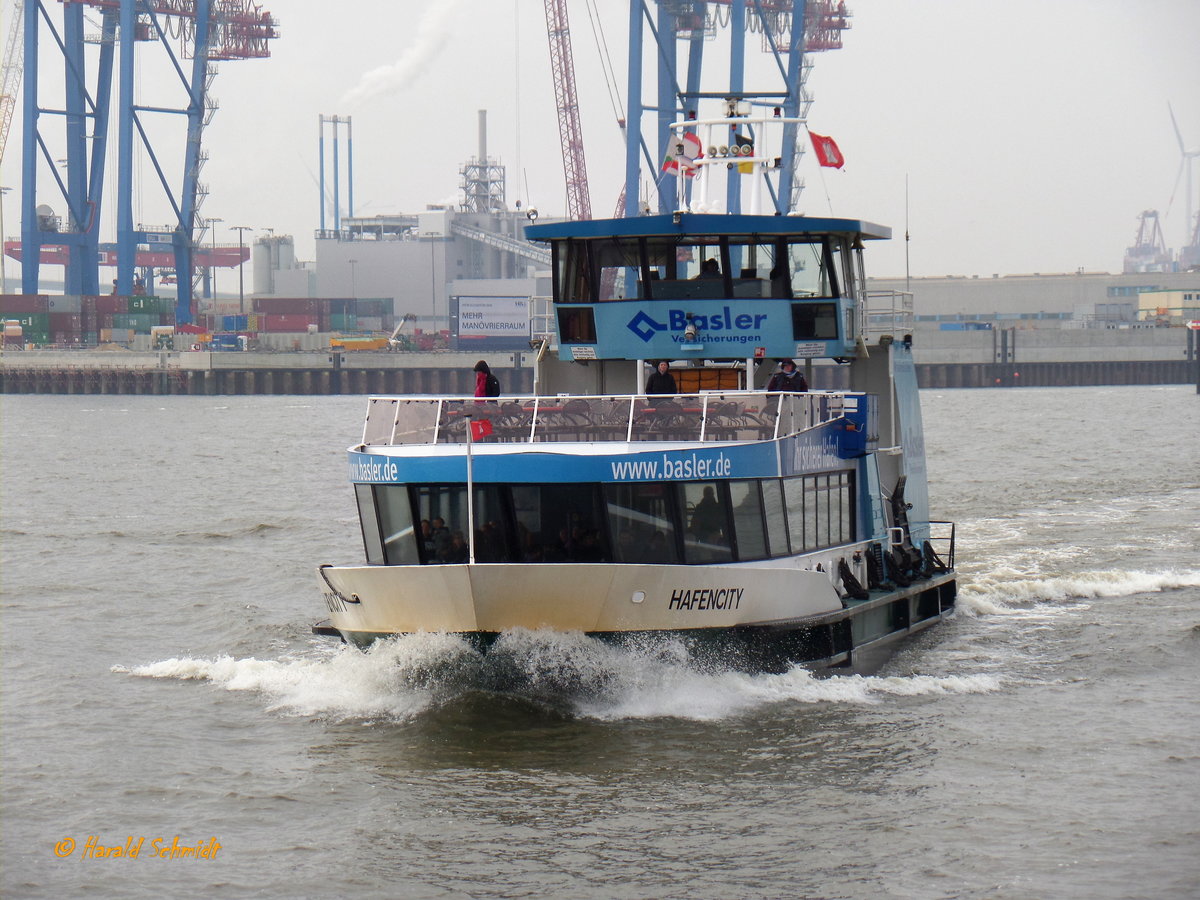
[809,131,844,168]
[469,419,494,441]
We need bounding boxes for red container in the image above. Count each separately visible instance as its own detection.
[259,313,316,332]
[49,313,83,332]
[254,297,320,315]
[0,294,50,314]
[92,295,129,314]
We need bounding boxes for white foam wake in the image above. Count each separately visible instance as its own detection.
[957,567,1200,616]
[114,629,1003,724]
[114,633,480,722]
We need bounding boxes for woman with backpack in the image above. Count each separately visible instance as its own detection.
[473,360,501,397]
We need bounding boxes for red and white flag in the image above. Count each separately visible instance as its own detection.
[662,131,704,177]
[469,419,494,441]
[809,131,845,168]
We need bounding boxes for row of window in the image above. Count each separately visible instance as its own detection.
[356,472,856,567]
[553,235,854,303]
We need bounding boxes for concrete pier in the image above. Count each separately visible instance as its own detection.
[1,331,1196,395]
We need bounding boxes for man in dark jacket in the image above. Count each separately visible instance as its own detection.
[766,359,808,392]
[645,360,678,395]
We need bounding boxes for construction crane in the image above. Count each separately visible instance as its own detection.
[0,1,23,165]
[19,0,277,322]
[544,0,592,220]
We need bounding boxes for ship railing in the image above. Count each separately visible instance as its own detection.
[863,290,915,338]
[925,520,956,570]
[360,390,874,448]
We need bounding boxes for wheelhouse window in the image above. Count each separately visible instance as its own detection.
[552,233,852,304]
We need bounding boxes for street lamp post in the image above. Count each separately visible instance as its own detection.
[0,187,10,292]
[348,258,357,298]
[231,225,251,313]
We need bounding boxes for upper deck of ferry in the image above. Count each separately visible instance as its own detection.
[523,213,898,364]
[357,389,874,458]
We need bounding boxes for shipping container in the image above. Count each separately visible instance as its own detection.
[329,313,358,331]
[47,295,83,313]
[259,313,316,332]
[112,312,160,332]
[356,298,393,317]
[100,328,133,343]
[253,297,320,315]
[128,295,164,313]
[91,295,129,315]
[7,312,49,330]
[0,294,50,314]
[49,313,83,333]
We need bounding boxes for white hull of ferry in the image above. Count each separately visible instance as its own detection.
[320,560,842,635]
[317,556,956,671]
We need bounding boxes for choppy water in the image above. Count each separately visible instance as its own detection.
[2,386,1198,899]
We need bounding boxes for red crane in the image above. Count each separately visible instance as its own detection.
[544,0,592,220]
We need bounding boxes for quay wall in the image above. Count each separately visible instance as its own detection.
[2,330,1197,394]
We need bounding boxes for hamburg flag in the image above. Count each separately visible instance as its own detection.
[470,418,494,441]
[809,131,845,168]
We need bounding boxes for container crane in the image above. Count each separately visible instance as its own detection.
[1123,210,1173,274]
[623,0,850,218]
[18,0,277,323]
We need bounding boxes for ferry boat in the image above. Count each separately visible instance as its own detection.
[313,119,956,674]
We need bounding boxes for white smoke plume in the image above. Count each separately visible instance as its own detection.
[341,0,466,107]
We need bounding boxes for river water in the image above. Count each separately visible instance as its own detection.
[2,386,1198,899]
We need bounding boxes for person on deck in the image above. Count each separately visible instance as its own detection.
[645,360,678,396]
[473,360,500,398]
[766,359,808,393]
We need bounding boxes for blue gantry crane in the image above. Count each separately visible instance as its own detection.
[621,0,849,218]
[17,0,276,323]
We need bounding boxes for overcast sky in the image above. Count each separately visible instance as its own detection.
[6,0,1199,279]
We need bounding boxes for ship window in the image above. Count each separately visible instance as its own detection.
[729,480,768,561]
[680,482,733,563]
[375,485,420,565]
[413,485,469,563]
[781,472,856,553]
[511,484,608,563]
[470,485,513,563]
[789,237,840,298]
[791,302,839,341]
[556,306,596,343]
[355,484,386,565]
[604,483,680,564]
[761,479,791,557]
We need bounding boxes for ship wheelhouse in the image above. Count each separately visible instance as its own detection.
[526,213,890,366]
